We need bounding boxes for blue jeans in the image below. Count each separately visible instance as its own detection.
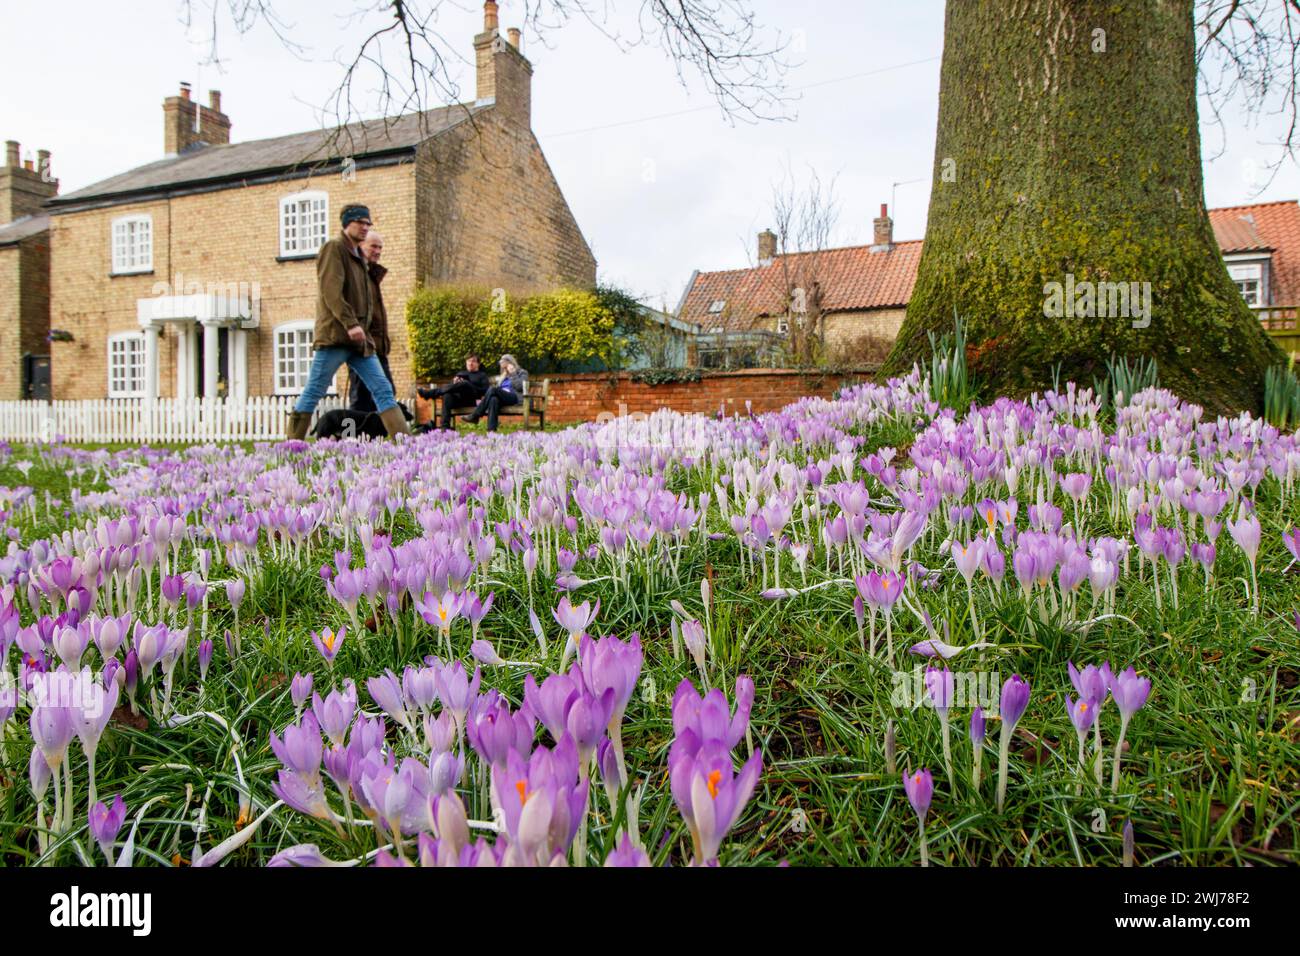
[294,347,397,414]
[348,352,394,412]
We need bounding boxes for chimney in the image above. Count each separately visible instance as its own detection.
[163,82,232,155]
[872,203,894,251]
[758,229,777,265]
[0,138,59,224]
[474,3,533,128]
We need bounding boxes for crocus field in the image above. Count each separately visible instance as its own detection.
[2,371,1298,867]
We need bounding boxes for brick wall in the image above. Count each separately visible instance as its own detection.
[0,244,20,400]
[0,230,51,400]
[413,109,595,291]
[537,367,877,424]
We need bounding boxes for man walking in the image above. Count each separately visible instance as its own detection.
[347,231,395,412]
[286,205,409,440]
[418,353,490,430]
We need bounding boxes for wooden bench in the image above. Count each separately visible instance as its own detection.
[438,377,549,431]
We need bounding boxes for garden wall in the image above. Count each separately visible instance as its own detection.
[538,367,878,424]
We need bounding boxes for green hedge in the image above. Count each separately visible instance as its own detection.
[405,285,620,380]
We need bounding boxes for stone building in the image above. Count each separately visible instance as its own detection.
[44,1,595,401]
[0,140,58,399]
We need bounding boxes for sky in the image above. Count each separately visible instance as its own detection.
[4,0,1298,308]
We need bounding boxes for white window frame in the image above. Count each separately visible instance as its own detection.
[107,331,147,398]
[279,191,330,258]
[111,214,153,275]
[274,321,317,395]
[776,316,790,335]
[1228,261,1266,307]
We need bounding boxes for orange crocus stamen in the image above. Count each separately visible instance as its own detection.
[516,779,529,805]
[707,769,722,799]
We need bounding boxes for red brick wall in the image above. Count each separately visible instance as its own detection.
[537,368,877,424]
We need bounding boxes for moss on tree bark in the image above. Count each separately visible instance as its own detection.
[880,0,1284,414]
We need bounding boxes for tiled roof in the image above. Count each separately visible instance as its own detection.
[48,103,487,209]
[0,213,50,246]
[679,240,922,330]
[680,200,1300,327]
[1209,200,1300,304]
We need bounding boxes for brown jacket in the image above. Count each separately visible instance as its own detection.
[367,261,390,357]
[314,234,374,355]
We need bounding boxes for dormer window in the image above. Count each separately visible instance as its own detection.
[708,299,726,314]
[1228,261,1267,307]
[280,191,329,258]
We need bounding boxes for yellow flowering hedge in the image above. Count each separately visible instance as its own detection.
[406,286,619,380]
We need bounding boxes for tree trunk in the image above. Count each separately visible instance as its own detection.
[881,0,1284,414]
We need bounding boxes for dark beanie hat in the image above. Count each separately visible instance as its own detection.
[341,204,371,227]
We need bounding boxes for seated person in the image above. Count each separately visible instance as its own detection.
[418,353,490,430]
[463,354,527,432]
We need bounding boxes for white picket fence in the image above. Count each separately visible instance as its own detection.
[0,395,345,444]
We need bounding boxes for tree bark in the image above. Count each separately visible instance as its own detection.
[881,0,1284,414]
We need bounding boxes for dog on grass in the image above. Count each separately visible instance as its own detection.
[310,403,414,440]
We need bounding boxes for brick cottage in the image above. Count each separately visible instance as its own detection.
[42,1,594,403]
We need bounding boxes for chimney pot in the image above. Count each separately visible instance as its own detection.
[872,204,894,250]
[484,1,499,31]
[507,27,521,48]
[4,141,18,168]
[209,90,222,112]
[180,81,191,100]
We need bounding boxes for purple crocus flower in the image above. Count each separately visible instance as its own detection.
[923,666,955,714]
[89,794,127,864]
[290,672,313,713]
[160,574,184,608]
[470,639,505,667]
[1108,666,1152,792]
[312,682,357,749]
[1067,661,1112,707]
[1110,666,1152,720]
[466,695,535,766]
[565,686,617,769]
[432,661,481,739]
[311,625,345,665]
[270,711,323,780]
[604,831,652,867]
[999,674,1031,729]
[523,671,580,742]
[668,738,763,866]
[671,675,755,753]
[995,674,1030,812]
[198,639,214,681]
[578,631,643,783]
[903,767,933,823]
